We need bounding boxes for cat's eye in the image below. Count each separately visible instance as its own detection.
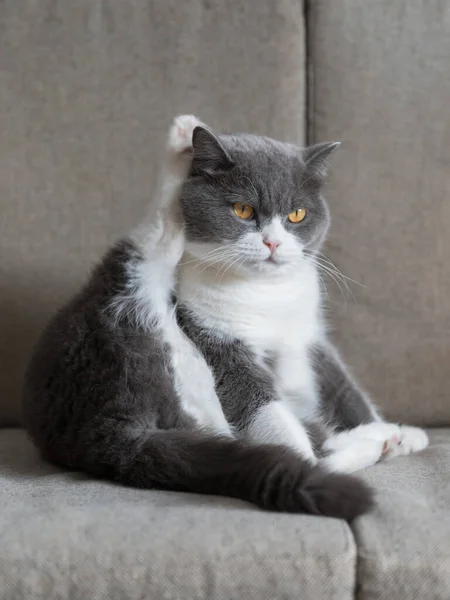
[288,208,306,223]
[233,202,254,220]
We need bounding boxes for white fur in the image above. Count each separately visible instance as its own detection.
[385,425,429,458]
[324,422,402,453]
[177,258,322,347]
[163,312,232,435]
[247,401,317,462]
[323,422,429,471]
[112,115,202,328]
[322,422,400,473]
[321,439,384,474]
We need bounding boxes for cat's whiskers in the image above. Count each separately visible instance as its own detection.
[312,256,364,303]
[315,253,366,288]
[196,249,241,276]
[217,253,246,281]
[305,255,353,302]
[177,243,234,266]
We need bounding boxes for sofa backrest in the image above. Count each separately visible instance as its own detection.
[308,0,450,426]
[0,0,306,425]
[3,1,449,428]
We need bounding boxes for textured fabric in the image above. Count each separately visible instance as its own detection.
[308,0,450,425]
[0,429,356,600]
[0,0,306,424]
[354,429,450,599]
[2,430,449,599]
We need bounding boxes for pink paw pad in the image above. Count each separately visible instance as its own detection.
[382,435,401,455]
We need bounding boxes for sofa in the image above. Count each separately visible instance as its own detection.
[1,1,449,598]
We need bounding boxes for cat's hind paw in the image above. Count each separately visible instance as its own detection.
[325,422,401,454]
[168,114,204,155]
[321,437,385,474]
[384,425,429,459]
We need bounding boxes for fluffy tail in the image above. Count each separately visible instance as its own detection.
[77,428,373,521]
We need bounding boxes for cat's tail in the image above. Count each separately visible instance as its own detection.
[80,428,373,520]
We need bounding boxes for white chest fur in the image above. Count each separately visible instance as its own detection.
[177,258,324,417]
[177,258,322,348]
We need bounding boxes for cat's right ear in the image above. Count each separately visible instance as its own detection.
[191,126,234,176]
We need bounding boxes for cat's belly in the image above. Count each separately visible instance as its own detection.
[176,262,323,421]
[275,347,320,422]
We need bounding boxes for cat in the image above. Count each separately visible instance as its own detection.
[23,115,429,521]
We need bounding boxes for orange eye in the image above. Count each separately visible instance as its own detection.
[233,202,254,220]
[288,208,306,223]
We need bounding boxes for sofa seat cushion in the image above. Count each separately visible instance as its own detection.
[354,429,450,600]
[0,430,356,600]
[2,429,449,599]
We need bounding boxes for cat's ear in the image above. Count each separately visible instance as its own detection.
[191,126,234,176]
[303,141,341,179]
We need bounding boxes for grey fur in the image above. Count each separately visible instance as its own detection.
[176,306,276,432]
[22,125,376,520]
[311,342,378,430]
[182,128,333,253]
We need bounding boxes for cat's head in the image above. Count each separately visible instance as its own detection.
[180,126,339,277]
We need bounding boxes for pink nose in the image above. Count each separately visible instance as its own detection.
[263,238,281,253]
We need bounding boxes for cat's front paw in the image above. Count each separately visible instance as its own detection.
[168,114,204,155]
[384,425,429,458]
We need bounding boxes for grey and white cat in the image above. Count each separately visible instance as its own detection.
[23,115,428,520]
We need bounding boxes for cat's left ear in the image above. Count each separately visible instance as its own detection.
[303,141,341,179]
[191,126,234,176]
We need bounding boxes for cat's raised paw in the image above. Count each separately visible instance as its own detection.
[168,114,204,155]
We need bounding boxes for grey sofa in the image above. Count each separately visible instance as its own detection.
[1,2,449,599]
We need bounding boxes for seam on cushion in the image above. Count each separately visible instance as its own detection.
[340,520,359,600]
[352,520,377,600]
[303,0,315,144]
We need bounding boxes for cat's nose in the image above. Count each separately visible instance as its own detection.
[263,238,281,253]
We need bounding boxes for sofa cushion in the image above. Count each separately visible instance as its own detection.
[0,0,306,425]
[308,0,450,425]
[353,429,450,599]
[0,430,356,600]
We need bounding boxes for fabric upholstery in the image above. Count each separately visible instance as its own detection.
[353,429,450,600]
[0,429,356,600]
[308,0,450,425]
[2,429,450,599]
[0,0,306,424]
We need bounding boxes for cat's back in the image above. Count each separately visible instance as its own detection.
[22,240,171,461]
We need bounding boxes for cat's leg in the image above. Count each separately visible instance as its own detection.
[164,322,233,437]
[312,341,429,462]
[133,114,205,262]
[246,401,317,462]
[154,114,205,221]
[321,438,386,474]
[126,115,205,324]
